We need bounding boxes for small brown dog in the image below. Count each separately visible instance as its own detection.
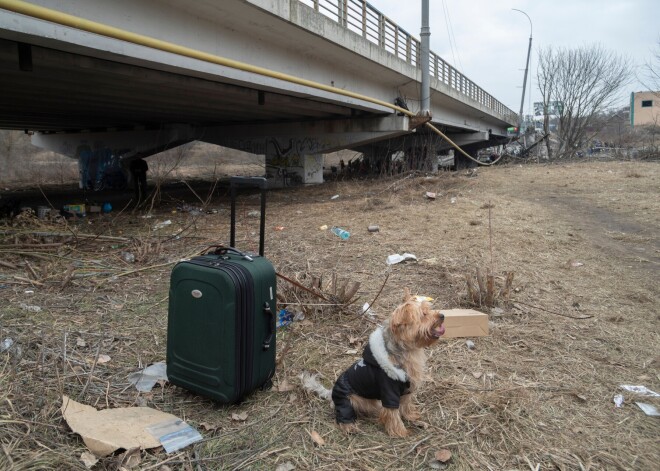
[303,288,445,437]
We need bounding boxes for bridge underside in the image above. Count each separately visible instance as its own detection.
[2,37,505,187]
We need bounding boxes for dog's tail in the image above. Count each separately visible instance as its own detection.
[299,371,332,401]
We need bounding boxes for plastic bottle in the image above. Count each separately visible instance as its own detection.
[331,226,350,240]
[277,309,293,328]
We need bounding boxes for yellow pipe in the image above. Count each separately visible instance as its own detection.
[0,0,495,166]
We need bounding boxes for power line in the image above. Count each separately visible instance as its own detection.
[442,0,463,73]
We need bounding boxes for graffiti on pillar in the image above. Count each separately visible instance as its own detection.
[76,143,129,190]
[304,154,323,183]
[267,138,300,168]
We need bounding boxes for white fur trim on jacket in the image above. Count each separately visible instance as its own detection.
[369,328,407,382]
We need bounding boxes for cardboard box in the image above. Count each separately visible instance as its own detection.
[439,309,489,338]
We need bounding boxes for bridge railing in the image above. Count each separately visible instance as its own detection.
[298,0,517,122]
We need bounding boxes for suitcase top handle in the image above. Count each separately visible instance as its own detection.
[230,176,267,257]
[205,245,254,261]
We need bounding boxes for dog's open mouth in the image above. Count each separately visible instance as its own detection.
[430,324,445,338]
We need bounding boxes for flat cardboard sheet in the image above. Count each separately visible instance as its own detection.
[439,308,489,338]
[61,395,181,457]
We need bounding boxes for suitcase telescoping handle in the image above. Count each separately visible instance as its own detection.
[230,176,267,257]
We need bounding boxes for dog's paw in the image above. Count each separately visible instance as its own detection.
[387,426,410,438]
[338,422,361,435]
[401,410,421,422]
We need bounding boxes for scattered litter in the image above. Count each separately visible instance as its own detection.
[274,226,285,231]
[414,295,433,303]
[277,309,294,328]
[435,449,452,463]
[491,307,504,316]
[275,462,296,471]
[177,204,202,215]
[362,302,375,316]
[76,337,86,347]
[24,289,34,295]
[1,338,14,352]
[80,451,98,469]
[345,349,358,355]
[425,192,437,200]
[293,311,305,322]
[569,260,584,268]
[620,385,660,397]
[19,303,42,312]
[37,206,51,219]
[153,220,172,230]
[96,354,111,364]
[247,210,260,218]
[635,403,660,417]
[466,340,476,350]
[102,202,113,213]
[63,203,86,217]
[613,394,624,408]
[472,371,483,379]
[319,225,328,230]
[330,195,339,200]
[367,225,380,232]
[128,362,168,392]
[231,412,248,422]
[145,418,203,453]
[121,251,136,263]
[386,253,417,265]
[450,197,457,204]
[331,226,350,240]
[61,395,199,457]
[429,461,447,470]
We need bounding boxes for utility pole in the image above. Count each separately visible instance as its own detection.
[513,9,532,136]
[420,0,431,115]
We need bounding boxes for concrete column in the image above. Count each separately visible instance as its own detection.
[265,151,323,187]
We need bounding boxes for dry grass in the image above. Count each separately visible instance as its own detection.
[1,160,658,470]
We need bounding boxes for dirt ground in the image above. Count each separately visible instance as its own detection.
[0,159,658,470]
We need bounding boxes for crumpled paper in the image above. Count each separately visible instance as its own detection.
[61,395,193,457]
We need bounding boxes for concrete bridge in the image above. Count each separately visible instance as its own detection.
[0,0,517,186]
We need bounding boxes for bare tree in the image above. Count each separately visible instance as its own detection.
[537,47,558,158]
[638,38,659,97]
[537,45,632,158]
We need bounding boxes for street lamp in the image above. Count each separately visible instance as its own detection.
[512,9,532,135]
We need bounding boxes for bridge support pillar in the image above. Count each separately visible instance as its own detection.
[264,151,324,187]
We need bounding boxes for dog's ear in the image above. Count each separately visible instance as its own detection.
[390,302,418,332]
[402,287,413,302]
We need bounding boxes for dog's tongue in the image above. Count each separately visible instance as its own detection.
[433,325,445,337]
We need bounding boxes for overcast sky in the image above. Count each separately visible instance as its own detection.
[371,0,659,114]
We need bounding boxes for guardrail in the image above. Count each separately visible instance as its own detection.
[298,0,517,123]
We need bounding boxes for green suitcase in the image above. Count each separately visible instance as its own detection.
[166,177,277,403]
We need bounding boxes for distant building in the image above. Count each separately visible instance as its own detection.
[630,91,660,127]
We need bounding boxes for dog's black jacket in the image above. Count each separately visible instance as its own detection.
[332,340,410,424]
